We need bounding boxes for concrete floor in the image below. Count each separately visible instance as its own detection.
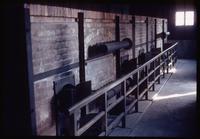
[109,59,198,137]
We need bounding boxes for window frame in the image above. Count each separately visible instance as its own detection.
[185,11,194,26]
[175,11,194,26]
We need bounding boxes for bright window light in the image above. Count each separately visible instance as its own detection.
[175,11,184,26]
[153,91,196,101]
[185,11,194,25]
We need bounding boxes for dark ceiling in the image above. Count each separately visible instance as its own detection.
[26,0,196,18]
[23,0,197,40]
[26,0,171,18]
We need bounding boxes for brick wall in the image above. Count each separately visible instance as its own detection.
[86,55,116,90]
[135,16,146,57]
[29,4,167,135]
[33,69,79,135]
[156,18,163,49]
[31,15,80,134]
[148,17,156,51]
[120,15,133,60]
[164,19,168,43]
[84,20,116,90]
[31,16,79,75]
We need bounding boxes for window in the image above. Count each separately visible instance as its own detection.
[185,11,194,25]
[175,11,194,26]
[176,12,184,26]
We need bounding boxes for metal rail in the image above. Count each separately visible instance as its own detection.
[66,42,178,136]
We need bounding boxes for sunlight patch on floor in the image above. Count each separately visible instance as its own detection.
[152,91,196,101]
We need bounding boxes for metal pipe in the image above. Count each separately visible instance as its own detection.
[88,38,132,58]
[105,39,132,53]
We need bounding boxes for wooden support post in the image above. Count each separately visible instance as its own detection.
[104,93,108,136]
[53,84,60,136]
[24,6,37,135]
[152,60,155,91]
[171,50,173,69]
[146,17,149,52]
[162,19,165,51]
[132,16,136,58]
[172,49,175,67]
[115,16,121,78]
[154,18,157,49]
[78,12,85,83]
[122,81,126,128]
[166,51,169,74]
[78,12,88,116]
[72,111,79,136]
[145,65,148,100]
[173,49,175,67]
[158,57,161,84]
[171,51,173,69]
[162,54,165,78]
[169,52,172,70]
[175,46,177,63]
[135,71,139,112]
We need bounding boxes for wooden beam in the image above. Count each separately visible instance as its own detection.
[33,62,80,81]
[24,5,37,135]
[162,19,165,51]
[154,18,157,49]
[115,16,121,78]
[146,17,149,52]
[132,16,136,58]
[78,12,85,83]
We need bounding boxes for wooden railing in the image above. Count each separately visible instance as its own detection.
[66,42,178,136]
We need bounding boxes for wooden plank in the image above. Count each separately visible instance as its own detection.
[29,4,116,20]
[126,85,137,96]
[30,15,76,23]
[154,74,161,82]
[148,81,155,89]
[33,62,79,81]
[155,64,162,71]
[107,96,124,112]
[84,18,114,23]
[148,70,155,77]
[98,131,105,136]
[77,111,105,136]
[108,112,124,130]
[139,89,148,100]
[73,110,79,136]
[127,99,138,113]
[138,76,148,86]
